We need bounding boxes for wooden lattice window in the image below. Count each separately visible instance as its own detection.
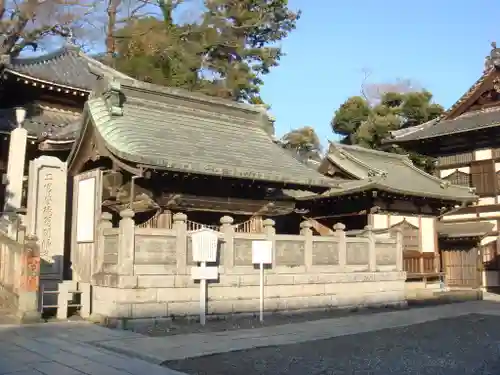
[437,152,473,167]
[471,160,496,196]
[443,170,471,187]
[394,220,419,252]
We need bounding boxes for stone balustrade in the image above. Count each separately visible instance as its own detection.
[90,210,406,320]
[0,220,40,322]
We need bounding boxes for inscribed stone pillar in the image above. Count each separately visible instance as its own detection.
[3,127,28,214]
[26,156,67,278]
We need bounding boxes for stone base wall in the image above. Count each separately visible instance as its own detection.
[91,271,406,319]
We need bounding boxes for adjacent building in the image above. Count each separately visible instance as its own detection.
[387,42,500,289]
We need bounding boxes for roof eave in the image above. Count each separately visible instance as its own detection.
[3,68,91,94]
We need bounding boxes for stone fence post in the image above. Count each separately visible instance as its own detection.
[263,219,275,267]
[173,213,187,272]
[220,216,234,269]
[300,220,313,268]
[333,223,346,267]
[390,227,404,272]
[363,225,376,271]
[117,209,135,276]
[18,234,40,322]
[94,212,112,276]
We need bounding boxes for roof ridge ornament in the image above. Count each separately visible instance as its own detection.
[440,180,451,189]
[253,104,275,136]
[485,41,500,72]
[104,79,124,116]
[367,168,388,179]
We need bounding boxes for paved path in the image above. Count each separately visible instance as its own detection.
[2,299,500,374]
[0,322,186,375]
[94,300,500,364]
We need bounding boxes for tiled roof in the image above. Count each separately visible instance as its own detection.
[306,143,477,202]
[4,45,130,91]
[0,106,80,139]
[81,79,334,188]
[389,107,500,143]
[437,221,494,238]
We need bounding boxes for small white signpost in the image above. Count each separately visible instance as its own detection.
[252,240,273,322]
[191,228,219,326]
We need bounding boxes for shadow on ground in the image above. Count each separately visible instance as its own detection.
[115,292,482,338]
[163,313,500,375]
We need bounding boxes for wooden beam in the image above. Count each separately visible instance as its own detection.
[157,193,296,216]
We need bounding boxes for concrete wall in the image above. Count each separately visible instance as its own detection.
[90,211,406,319]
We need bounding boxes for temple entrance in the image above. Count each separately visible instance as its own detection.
[441,246,480,288]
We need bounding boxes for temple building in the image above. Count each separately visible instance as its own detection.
[386,42,500,290]
[294,142,477,285]
[0,44,479,293]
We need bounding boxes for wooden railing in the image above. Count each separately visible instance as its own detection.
[234,217,264,233]
[138,211,173,229]
[186,220,219,231]
[404,250,442,282]
[138,211,264,233]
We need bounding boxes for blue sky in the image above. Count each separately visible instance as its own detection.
[262,0,499,144]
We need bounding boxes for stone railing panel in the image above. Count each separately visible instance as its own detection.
[345,239,370,266]
[233,237,253,266]
[134,233,177,265]
[312,237,340,266]
[274,235,306,267]
[102,234,119,265]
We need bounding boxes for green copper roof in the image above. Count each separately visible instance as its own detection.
[306,143,477,202]
[84,79,333,188]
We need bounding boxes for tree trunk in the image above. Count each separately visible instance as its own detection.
[105,0,120,67]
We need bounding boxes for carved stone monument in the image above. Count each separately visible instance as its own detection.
[26,156,67,279]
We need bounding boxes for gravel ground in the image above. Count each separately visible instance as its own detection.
[163,313,500,375]
[117,300,471,337]
[119,304,409,336]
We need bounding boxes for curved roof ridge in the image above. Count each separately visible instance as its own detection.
[389,118,440,139]
[398,153,474,195]
[327,142,387,178]
[78,51,132,81]
[455,105,500,119]
[118,79,262,115]
[443,66,495,119]
[332,142,408,160]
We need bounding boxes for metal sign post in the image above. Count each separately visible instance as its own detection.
[252,240,273,322]
[191,228,219,326]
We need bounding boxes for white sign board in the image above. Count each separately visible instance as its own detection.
[191,228,218,262]
[76,177,96,243]
[191,265,218,280]
[252,240,273,264]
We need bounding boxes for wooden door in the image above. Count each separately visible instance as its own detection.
[441,247,480,288]
[70,169,103,283]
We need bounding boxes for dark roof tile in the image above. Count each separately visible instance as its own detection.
[83,80,334,188]
[389,107,500,143]
[317,143,476,202]
[5,45,130,91]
